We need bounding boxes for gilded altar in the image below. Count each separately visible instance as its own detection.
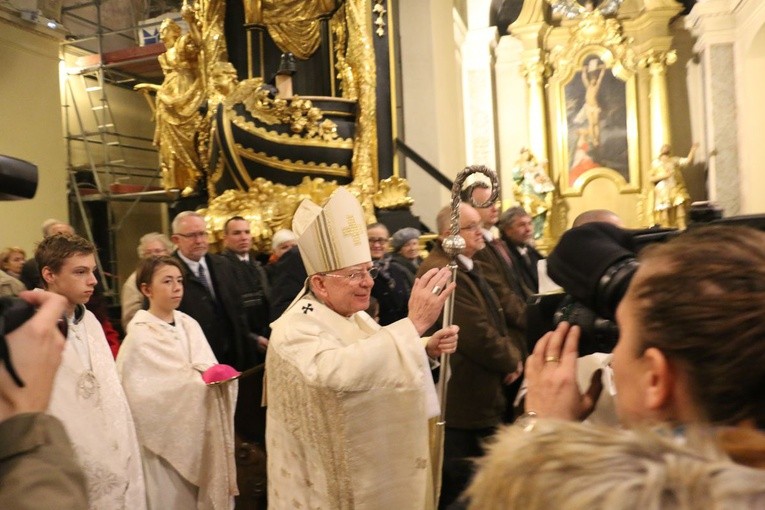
[507,0,690,243]
[139,0,411,251]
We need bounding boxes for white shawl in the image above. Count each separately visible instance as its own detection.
[118,310,238,510]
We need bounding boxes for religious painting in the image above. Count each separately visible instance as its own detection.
[565,55,628,187]
[548,49,639,197]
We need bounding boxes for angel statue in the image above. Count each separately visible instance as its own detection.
[512,148,556,241]
[650,143,698,229]
[135,0,227,196]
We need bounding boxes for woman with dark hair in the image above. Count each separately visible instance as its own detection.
[461,225,765,508]
[117,256,238,509]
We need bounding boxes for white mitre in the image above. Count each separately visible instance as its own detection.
[292,187,371,275]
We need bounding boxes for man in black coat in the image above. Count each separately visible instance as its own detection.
[220,216,272,360]
[171,211,253,370]
[499,207,544,297]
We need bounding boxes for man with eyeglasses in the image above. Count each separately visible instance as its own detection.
[417,203,524,509]
[171,211,251,369]
[265,188,459,509]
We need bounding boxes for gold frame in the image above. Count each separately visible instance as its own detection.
[548,45,640,197]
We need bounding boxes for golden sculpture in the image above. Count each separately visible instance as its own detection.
[512,148,556,241]
[134,0,229,195]
[153,7,205,195]
[202,176,340,252]
[372,176,414,209]
[650,143,698,229]
[243,0,337,59]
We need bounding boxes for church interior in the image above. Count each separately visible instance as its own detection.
[3,0,765,507]
[1,0,763,288]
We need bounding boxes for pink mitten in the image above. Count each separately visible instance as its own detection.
[202,364,241,384]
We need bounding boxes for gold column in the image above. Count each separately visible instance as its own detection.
[521,52,548,159]
[640,50,676,158]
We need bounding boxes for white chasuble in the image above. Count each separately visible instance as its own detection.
[47,309,146,509]
[117,310,238,510]
[265,295,438,509]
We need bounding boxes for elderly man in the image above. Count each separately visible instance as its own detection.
[266,188,459,509]
[417,203,524,509]
[499,207,544,296]
[20,219,75,290]
[171,211,251,369]
[120,232,173,329]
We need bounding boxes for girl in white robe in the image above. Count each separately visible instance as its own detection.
[117,256,238,510]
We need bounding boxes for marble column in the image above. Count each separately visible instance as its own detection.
[460,25,499,168]
[521,51,548,161]
[494,34,528,207]
[686,0,740,215]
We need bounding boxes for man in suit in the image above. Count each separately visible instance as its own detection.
[417,203,524,509]
[499,206,544,296]
[464,181,529,423]
[463,181,529,324]
[221,216,272,358]
[171,211,252,369]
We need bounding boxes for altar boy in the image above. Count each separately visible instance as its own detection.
[36,233,146,509]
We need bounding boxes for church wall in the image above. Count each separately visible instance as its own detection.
[734,0,765,214]
[0,17,68,255]
[398,1,466,229]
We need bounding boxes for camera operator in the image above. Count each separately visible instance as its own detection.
[0,291,87,509]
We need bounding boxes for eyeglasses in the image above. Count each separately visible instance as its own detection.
[368,237,388,245]
[175,231,207,239]
[460,223,481,233]
[320,266,379,282]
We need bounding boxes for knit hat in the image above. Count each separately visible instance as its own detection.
[390,227,421,252]
[271,229,297,251]
[292,187,371,276]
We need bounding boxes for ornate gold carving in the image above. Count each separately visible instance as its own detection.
[224,79,340,141]
[372,176,415,209]
[228,113,352,148]
[337,0,379,221]
[373,0,387,37]
[243,0,338,60]
[521,60,547,81]
[202,176,340,252]
[547,10,636,77]
[235,144,351,177]
[637,49,677,72]
[331,5,358,100]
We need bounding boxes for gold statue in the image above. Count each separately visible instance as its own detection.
[650,143,698,229]
[145,5,206,195]
[512,148,556,241]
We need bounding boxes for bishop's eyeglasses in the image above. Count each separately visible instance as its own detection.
[320,266,380,282]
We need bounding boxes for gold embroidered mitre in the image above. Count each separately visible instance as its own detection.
[293,187,371,275]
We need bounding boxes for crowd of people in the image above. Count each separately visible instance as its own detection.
[2,181,765,508]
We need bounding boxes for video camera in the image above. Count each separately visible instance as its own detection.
[525,202,748,356]
[0,155,41,387]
